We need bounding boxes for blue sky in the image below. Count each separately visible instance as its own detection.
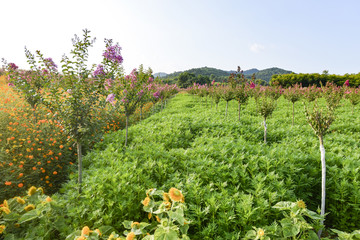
[1,0,359,75]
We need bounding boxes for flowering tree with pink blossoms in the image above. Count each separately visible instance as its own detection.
[6,29,123,193]
[105,69,150,146]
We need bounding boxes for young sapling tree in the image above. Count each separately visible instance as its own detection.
[283,83,302,125]
[257,87,277,144]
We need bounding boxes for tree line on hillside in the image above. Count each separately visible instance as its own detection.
[270,71,360,87]
[160,67,292,87]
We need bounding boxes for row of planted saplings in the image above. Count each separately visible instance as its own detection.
[187,80,360,238]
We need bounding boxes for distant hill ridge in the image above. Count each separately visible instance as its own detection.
[154,66,292,83]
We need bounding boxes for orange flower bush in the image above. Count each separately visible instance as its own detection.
[0,72,156,201]
[0,75,76,200]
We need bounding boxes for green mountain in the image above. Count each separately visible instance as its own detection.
[155,66,292,84]
[251,67,293,83]
[163,67,229,79]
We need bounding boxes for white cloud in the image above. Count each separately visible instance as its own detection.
[250,43,265,53]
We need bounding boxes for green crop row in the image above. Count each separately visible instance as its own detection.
[1,93,359,239]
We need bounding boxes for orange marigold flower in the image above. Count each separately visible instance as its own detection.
[19,165,23,168]
[8,163,13,166]
[28,186,37,196]
[18,183,24,188]
[16,197,26,204]
[126,232,136,240]
[32,167,36,170]
[5,181,12,186]
[142,197,151,207]
[59,145,63,149]
[81,226,90,236]
[53,171,57,175]
[45,196,52,202]
[29,155,34,159]
[19,173,23,177]
[169,188,183,202]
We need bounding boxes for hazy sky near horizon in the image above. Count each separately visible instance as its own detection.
[1,0,359,75]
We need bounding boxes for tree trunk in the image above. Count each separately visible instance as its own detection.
[318,135,326,238]
[125,115,129,147]
[77,140,82,194]
[264,117,267,144]
[238,102,241,121]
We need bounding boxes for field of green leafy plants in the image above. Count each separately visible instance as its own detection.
[1,89,360,239]
[1,29,360,239]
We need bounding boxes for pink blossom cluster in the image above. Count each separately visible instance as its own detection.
[8,63,18,70]
[93,64,105,77]
[103,43,123,64]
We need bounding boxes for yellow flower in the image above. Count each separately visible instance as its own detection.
[142,197,151,207]
[37,187,44,194]
[163,192,170,201]
[108,234,114,240]
[1,207,10,214]
[163,201,171,210]
[16,197,26,204]
[28,186,37,196]
[3,200,9,209]
[156,216,161,222]
[148,212,152,219]
[0,225,6,234]
[168,188,183,202]
[126,232,136,240]
[45,196,52,202]
[297,200,306,209]
[24,204,35,212]
[131,222,140,228]
[257,228,265,237]
[81,226,90,236]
